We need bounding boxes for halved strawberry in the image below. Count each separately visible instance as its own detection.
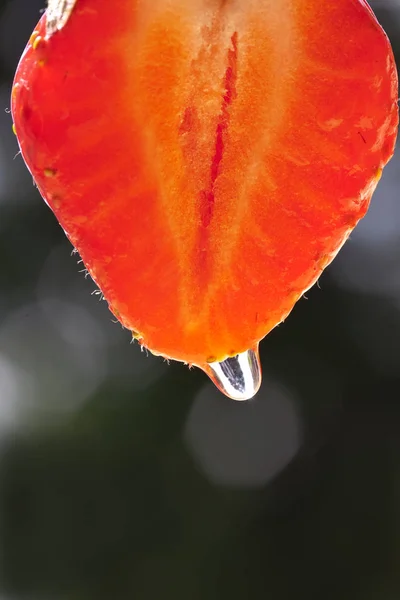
[11,0,398,371]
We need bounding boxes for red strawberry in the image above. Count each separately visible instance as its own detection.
[11,0,398,397]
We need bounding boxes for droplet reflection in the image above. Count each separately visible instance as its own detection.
[199,346,261,401]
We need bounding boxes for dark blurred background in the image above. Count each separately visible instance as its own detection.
[0,1,399,599]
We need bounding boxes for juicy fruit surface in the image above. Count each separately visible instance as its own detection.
[12,0,398,364]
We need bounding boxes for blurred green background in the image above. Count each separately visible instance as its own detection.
[0,1,399,599]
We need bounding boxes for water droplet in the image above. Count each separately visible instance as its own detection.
[199,346,262,401]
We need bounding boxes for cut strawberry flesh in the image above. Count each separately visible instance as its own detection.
[11,0,398,365]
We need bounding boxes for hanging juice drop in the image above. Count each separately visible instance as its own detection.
[201,346,262,401]
[11,0,398,399]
